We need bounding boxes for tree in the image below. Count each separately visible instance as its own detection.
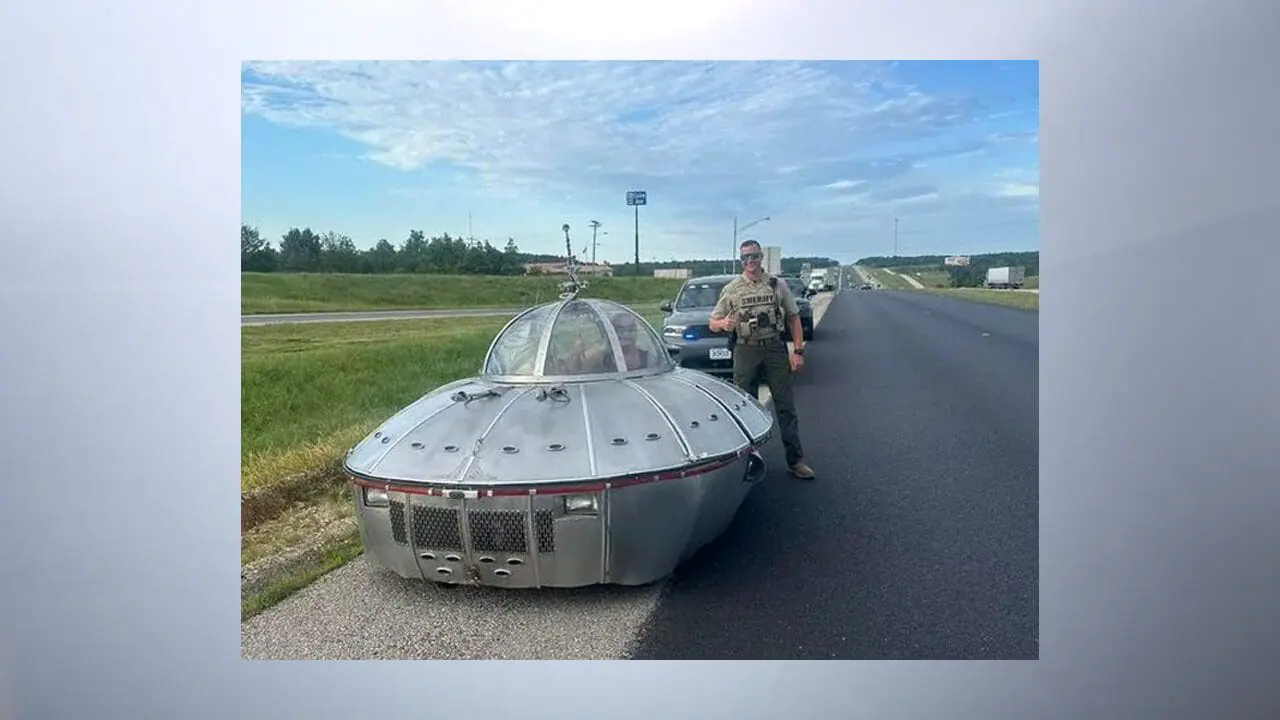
[241,224,278,272]
[278,228,323,272]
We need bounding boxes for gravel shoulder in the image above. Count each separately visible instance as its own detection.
[241,558,669,659]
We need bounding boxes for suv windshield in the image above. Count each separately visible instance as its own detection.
[675,281,729,310]
[784,278,806,296]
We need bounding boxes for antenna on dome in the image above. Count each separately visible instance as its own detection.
[559,223,588,300]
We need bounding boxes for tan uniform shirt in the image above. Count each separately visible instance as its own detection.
[710,272,801,342]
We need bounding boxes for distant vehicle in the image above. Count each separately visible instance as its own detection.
[985,266,1026,289]
[818,267,837,292]
[859,283,872,290]
[762,246,782,276]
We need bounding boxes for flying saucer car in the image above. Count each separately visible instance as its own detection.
[343,296,775,588]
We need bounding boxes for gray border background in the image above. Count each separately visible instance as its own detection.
[2,0,1278,717]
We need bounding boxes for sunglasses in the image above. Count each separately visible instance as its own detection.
[740,252,763,261]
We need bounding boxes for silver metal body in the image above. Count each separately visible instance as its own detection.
[344,297,775,588]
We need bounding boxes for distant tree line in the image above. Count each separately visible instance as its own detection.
[241,225,550,276]
[241,224,840,278]
[856,251,1039,288]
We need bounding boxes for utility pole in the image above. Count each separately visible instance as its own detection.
[588,220,602,265]
[893,217,899,258]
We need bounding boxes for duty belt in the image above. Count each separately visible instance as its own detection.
[736,335,783,347]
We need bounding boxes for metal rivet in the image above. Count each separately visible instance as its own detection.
[502,445,519,454]
[690,421,700,428]
[645,433,660,441]
[548,443,565,451]
[709,414,719,421]
[444,445,459,452]
[411,442,424,449]
[611,437,627,446]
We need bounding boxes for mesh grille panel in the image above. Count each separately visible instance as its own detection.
[467,510,529,554]
[389,500,407,545]
[535,509,555,554]
[411,506,463,551]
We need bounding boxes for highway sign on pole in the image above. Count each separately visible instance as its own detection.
[626,191,646,275]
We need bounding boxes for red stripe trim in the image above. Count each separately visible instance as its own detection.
[350,446,755,497]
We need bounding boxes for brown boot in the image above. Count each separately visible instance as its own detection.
[789,461,816,479]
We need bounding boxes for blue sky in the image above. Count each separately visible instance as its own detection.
[241,60,1038,264]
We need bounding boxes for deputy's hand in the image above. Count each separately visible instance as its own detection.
[715,317,737,332]
[789,351,804,372]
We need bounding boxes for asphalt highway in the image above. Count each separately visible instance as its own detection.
[241,288,1038,660]
[629,288,1039,659]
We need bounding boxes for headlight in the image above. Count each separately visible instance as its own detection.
[663,325,687,337]
[363,487,390,507]
[563,493,599,515]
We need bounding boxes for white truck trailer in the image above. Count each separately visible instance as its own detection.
[762,246,782,276]
[985,266,1026,289]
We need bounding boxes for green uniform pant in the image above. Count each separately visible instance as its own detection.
[733,339,805,466]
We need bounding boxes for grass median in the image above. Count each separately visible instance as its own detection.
[862,268,1039,311]
[912,287,1039,311]
[241,305,670,618]
[243,272,685,314]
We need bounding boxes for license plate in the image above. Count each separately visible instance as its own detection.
[708,348,732,360]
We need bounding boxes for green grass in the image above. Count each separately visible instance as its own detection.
[242,272,686,314]
[867,268,914,290]
[242,530,364,622]
[893,267,952,288]
[914,288,1039,311]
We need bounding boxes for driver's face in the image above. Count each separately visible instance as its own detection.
[615,322,636,344]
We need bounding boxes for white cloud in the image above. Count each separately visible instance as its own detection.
[996,182,1040,198]
[242,60,1038,260]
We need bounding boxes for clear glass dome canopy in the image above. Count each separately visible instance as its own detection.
[482,297,674,381]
